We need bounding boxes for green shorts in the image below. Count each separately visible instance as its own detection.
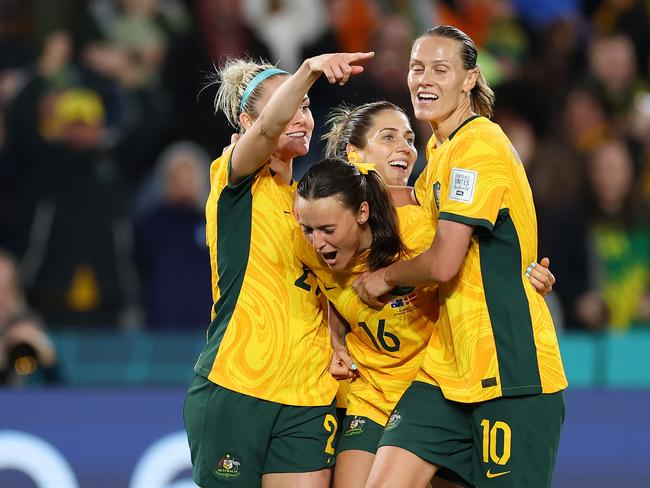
[380,381,565,488]
[337,415,384,454]
[183,375,337,487]
[332,407,347,450]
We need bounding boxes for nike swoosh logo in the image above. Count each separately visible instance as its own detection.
[486,469,511,479]
[324,285,336,291]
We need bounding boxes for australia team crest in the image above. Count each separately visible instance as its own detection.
[215,453,241,478]
[344,416,367,437]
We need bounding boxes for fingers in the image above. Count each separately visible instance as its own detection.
[323,51,374,85]
[338,349,358,372]
[344,51,375,62]
[526,261,555,295]
[353,274,388,308]
[329,350,359,379]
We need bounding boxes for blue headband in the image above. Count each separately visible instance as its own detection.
[239,68,289,112]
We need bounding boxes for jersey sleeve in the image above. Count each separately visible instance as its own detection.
[438,136,509,232]
[292,227,321,269]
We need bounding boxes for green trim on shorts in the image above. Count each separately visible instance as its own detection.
[336,415,384,454]
[184,375,337,487]
[379,381,565,488]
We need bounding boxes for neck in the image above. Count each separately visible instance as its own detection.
[430,98,475,146]
[269,157,293,184]
[358,224,373,252]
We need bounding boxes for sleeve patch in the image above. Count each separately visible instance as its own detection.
[448,167,477,203]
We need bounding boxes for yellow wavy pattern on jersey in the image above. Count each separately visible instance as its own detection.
[201,150,337,406]
[414,117,567,402]
[294,205,440,425]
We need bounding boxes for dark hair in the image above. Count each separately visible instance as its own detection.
[420,25,495,118]
[297,158,409,270]
[323,101,407,159]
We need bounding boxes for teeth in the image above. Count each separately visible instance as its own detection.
[418,93,438,100]
[286,131,306,137]
[389,161,408,169]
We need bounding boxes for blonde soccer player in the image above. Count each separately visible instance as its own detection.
[183,51,373,488]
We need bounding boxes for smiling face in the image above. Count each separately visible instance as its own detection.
[294,195,370,271]
[408,35,475,125]
[352,109,417,186]
[248,76,314,160]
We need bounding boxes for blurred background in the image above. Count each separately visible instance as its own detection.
[0,0,648,486]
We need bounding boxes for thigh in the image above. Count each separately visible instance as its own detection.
[366,446,438,488]
[333,450,375,488]
[337,415,384,454]
[264,401,338,476]
[378,381,475,487]
[183,375,278,487]
[471,391,565,488]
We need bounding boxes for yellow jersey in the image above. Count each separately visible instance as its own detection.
[294,205,440,425]
[195,148,338,406]
[414,116,568,403]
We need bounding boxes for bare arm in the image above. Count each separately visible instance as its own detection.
[354,222,556,307]
[388,185,418,207]
[328,301,358,379]
[230,52,373,184]
[353,219,472,307]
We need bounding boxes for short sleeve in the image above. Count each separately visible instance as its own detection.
[438,137,509,232]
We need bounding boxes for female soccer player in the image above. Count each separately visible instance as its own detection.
[316,102,554,488]
[353,26,568,488]
[293,157,555,488]
[183,51,372,488]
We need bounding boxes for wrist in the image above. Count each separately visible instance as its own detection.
[383,266,396,288]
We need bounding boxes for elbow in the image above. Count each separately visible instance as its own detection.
[430,261,460,283]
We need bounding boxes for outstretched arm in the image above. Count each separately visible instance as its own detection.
[230,52,374,184]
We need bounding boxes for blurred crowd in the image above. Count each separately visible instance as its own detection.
[0,0,649,382]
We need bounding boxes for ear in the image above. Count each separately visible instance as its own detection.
[463,68,479,94]
[357,201,370,225]
[239,112,254,131]
[345,143,358,155]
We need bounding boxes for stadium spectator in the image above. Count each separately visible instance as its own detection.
[134,141,212,329]
[550,138,650,330]
[12,87,139,328]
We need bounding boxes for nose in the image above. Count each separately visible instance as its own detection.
[418,67,434,87]
[289,108,306,127]
[312,230,326,251]
[396,140,412,154]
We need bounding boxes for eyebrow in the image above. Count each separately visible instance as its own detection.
[301,223,335,230]
[410,58,451,65]
[380,127,415,136]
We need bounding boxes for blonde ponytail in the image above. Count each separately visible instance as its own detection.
[471,69,495,118]
[205,58,282,130]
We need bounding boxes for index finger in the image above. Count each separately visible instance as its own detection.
[343,51,375,63]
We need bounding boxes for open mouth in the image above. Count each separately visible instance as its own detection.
[388,160,409,171]
[286,131,307,138]
[320,250,338,265]
[417,93,439,103]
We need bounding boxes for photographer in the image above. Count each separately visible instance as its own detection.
[0,249,59,385]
